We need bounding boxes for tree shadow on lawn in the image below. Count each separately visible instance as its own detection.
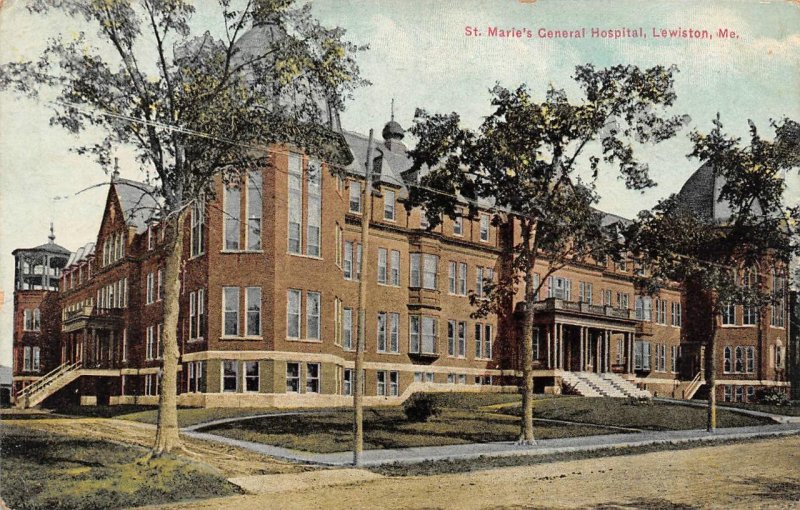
[499,499,699,510]
[742,476,800,502]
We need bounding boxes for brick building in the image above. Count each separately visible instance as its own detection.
[11,119,792,408]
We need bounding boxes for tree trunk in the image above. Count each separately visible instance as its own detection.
[706,313,718,433]
[152,209,188,455]
[519,221,538,445]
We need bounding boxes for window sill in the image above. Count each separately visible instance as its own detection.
[287,252,323,261]
[287,338,322,343]
[187,337,205,343]
[220,336,263,341]
[221,250,264,254]
[188,253,206,261]
[377,351,402,356]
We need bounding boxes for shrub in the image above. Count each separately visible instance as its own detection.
[403,394,441,422]
[560,381,581,396]
[755,387,790,406]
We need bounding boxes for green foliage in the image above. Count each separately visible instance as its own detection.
[0,0,369,210]
[755,387,791,406]
[403,393,442,422]
[405,65,687,318]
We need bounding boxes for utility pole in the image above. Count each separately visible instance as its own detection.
[354,129,374,466]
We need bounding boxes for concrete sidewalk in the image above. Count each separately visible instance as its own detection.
[183,422,800,467]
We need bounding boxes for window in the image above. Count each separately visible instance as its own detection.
[655,299,667,324]
[390,250,400,286]
[286,362,300,392]
[197,288,205,338]
[287,289,301,339]
[356,244,363,280]
[484,324,493,359]
[389,313,399,353]
[377,371,386,396]
[389,371,399,396]
[334,298,342,346]
[145,374,159,396]
[723,346,733,373]
[409,316,420,353]
[671,302,682,327]
[306,159,322,257]
[343,307,353,350]
[146,272,154,305]
[23,309,40,331]
[377,248,388,284]
[422,316,437,354]
[775,342,783,369]
[447,320,456,357]
[335,224,343,268]
[476,267,494,298]
[721,302,736,325]
[743,305,757,325]
[448,262,457,294]
[224,183,241,250]
[723,385,733,402]
[579,282,593,304]
[458,263,467,296]
[474,324,483,358]
[457,321,466,357]
[223,287,240,336]
[343,369,353,396]
[222,361,238,392]
[617,292,630,309]
[602,289,612,306]
[121,328,127,362]
[307,291,320,340]
[157,269,164,301]
[635,296,652,321]
[148,225,155,251]
[189,292,197,339]
[377,313,388,352]
[283,153,302,255]
[22,346,32,371]
[343,241,354,279]
[191,198,205,257]
[656,344,666,372]
[746,346,755,373]
[479,214,490,242]
[547,276,571,301]
[420,209,429,229]
[634,341,651,370]
[146,325,155,360]
[747,386,755,402]
[734,346,744,373]
[246,287,261,337]
[410,254,421,287]
[187,361,204,393]
[384,190,395,220]
[453,214,463,236]
[244,361,259,392]
[671,345,679,373]
[306,363,320,393]
[459,374,467,385]
[349,180,362,213]
[735,386,744,403]
[247,171,262,251]
[423,254,438,290]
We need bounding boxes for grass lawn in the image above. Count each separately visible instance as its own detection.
[720,401,800,416]
[201,393,772,454]
[50,404,287,428]
[0,423,241,510]
[501,396,773,430]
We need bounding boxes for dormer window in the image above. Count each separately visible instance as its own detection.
[384,189,396,221]
[349,180,362,214]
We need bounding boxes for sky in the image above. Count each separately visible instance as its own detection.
[1,0,799,367]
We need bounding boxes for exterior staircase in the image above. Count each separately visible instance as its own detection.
[16,361,82,409]
[562,371,651,399]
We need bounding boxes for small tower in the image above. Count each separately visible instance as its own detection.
[382,98,406,152]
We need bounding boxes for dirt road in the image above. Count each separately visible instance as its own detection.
[146,435,800,510]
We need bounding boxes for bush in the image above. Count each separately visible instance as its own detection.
[755,387,790,406]
[403,394,441,422]
[561,381,581,396]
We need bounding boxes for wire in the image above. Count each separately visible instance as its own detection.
[52,99,797,286]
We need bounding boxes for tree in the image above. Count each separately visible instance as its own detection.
[1,0,367,454]
[625,115,799,431]
[405,65,687,443]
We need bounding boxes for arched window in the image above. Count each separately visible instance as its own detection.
[746,347,755,373]
[723,346,733,373]
[734,346,744,373]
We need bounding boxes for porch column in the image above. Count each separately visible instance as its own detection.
[559,324,565,370]
[579,327,585,371]
[627,332,634,373]
[546,325,552,369]
[595,333,602,373]
[82,329,87,363]
[604,331,611,372]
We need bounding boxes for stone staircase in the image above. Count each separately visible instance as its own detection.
[16,361,82,409]
[562,371,651,399]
